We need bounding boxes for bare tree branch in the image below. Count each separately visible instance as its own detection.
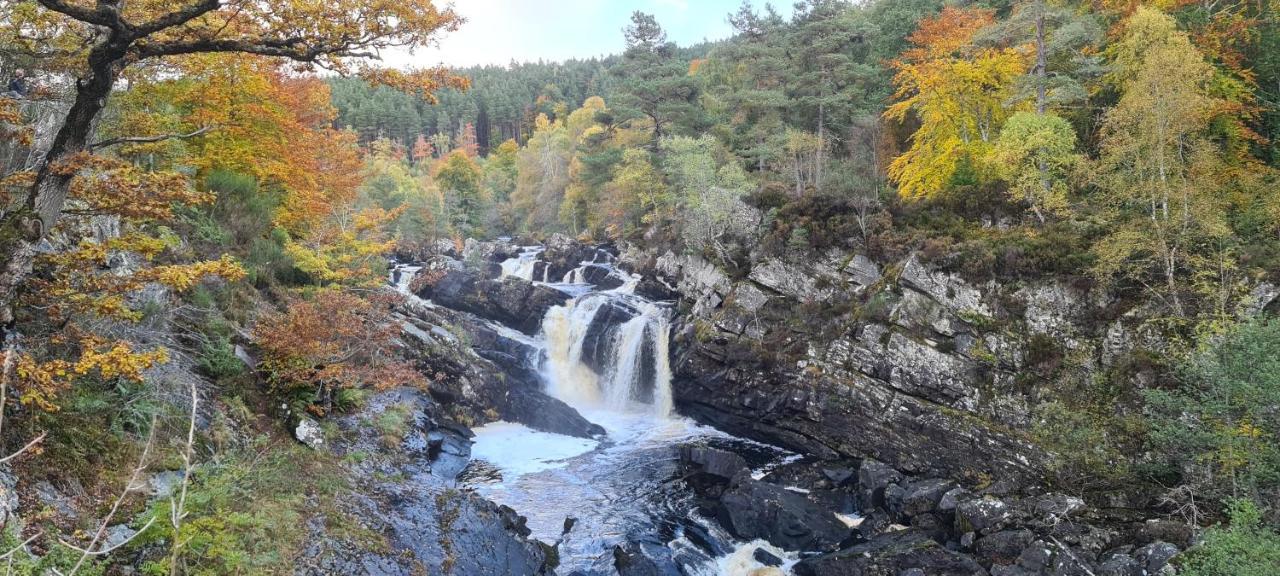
[60,416,158,576]
[0,433,46,465]
[167,381,198,573]
[88,125,213,150]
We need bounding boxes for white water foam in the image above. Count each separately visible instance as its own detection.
[469,421,598,477]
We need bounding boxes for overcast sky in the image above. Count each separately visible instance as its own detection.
[381,0,792,69]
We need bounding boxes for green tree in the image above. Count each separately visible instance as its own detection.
[434,150,486,238]
[1091,7,1235,317]
[993,111,1078,222]
[1145,319,1280,517]
[613,12,704,145]
[511,114,572,232]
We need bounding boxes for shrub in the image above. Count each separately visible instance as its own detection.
[1145,319,1280,520]
[198,334,244,381]
[255,290,425,415]
[1178,499,1280,576]
[132,439,358,576]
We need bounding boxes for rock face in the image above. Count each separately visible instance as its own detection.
[396,286,601,439]
[715,474,852,551]
[795,530,990,576]
[631,245,1078,481]
[297,389,556,576]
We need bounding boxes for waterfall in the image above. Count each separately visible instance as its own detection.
[501,246,543,280]
[539,293,674,418]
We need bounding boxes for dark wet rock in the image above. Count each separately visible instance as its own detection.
[634,275,679,301]
[976,529,1035,566]
[955,498,1013,536]
[821,465,857,487]
[856,510,892,542]
[424,422,472,480]
[297,389,556,576]
[680,446,748,481]
[857,460,904,510]
[505,388,605,438]
[579,299,641,374]
[542,234,605,280]
[462,237,521,264]
[417,268,570,335]
[612,541,680,576]
[681,522,726,557]
[898,478,957,518]
[674,351,1040,481]
[753,547,784,567]
[794,529,989,576]
[571,263,625,290]
[715,475,850,552]
[1133,541,1178,575]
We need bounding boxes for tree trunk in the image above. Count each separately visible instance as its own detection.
[815,100,825,191]
[1034,6,1047,115]
[0,38,126,329]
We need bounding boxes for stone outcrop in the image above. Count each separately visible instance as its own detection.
[623,243,1128,481]
[414,257,571,335]
[297,389,557,576]
[395,286,602,439]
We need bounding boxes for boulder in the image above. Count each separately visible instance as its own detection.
[955,498,1012,536]
[419,269,571,335]
[462,238,520,264]
[716,475,851,552]
[612,540,679,576]
[295,417,325,449]
[503,389,605,439]
[566,263,626,290]
[1097,553,1142,576]
[1133,542,1179,575]
[976,529,1035,566]
[634,275,680,301]
[753,548,784,567]
[857,460,904,509]
[793,530,989,576]
[680,446,749,481]
[542,234,602,280]
[898,478,958,519]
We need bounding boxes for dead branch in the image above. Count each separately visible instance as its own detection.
[88,125,213,151]
[56,416,159,576]
[167,381,198,573]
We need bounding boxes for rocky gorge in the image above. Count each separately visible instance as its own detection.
[288,234,1235,575]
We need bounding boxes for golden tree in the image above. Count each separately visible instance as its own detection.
[0,0,465,330]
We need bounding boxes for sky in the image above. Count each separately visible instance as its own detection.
[382,0,792,69]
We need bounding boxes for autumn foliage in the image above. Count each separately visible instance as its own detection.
[254,290,425,414]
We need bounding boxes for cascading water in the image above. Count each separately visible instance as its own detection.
[501,246,544,280]
[433,246,799,575]
[540,293,674,418]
